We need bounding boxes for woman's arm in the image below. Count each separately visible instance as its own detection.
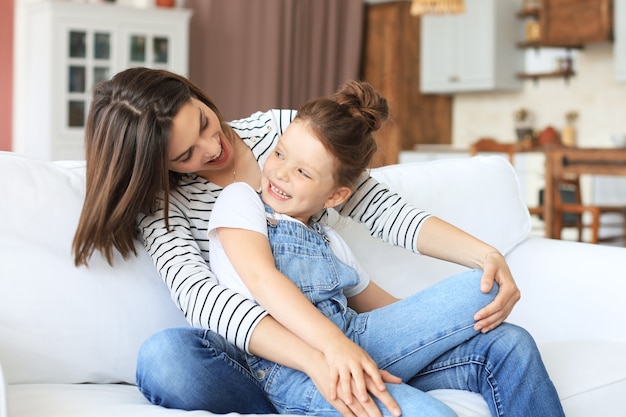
[335,175,520,330]
[138,190,268,352]
[415,216,520,333]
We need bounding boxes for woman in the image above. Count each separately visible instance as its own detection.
[73,67,555,417]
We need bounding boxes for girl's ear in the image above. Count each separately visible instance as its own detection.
[324,186,352,208]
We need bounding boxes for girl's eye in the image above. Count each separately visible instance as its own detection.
[274,150,284,159]
[298,169,311,179]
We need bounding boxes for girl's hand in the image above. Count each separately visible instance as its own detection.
[473,251,521,333]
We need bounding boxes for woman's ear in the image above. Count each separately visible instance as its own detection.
[324,186,352,208]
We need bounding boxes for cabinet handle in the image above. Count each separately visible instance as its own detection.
[448,75,460,82]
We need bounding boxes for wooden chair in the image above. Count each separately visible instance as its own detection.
[470,138,626,245]
[551,176,626,245]
[469,137,516,164]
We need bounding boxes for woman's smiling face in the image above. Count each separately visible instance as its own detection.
[168,97,233,175]
[261,121,350,224]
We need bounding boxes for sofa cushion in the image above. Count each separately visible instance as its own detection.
[5,384,490,417]
[540,341,626,417]
[0,153,530,385]
[0,152,189,385]
[337,156,531,295]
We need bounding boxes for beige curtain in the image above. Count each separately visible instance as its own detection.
[185,0,364,120]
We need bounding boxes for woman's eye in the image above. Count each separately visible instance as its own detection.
[201,115,209,131]
[181,149,193,163]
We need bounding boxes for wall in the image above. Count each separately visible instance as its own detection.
[13,0,41,156]
[10,0,626,155]
[362,1,452,166]
[0,0,14,151]
[453,43,626,148]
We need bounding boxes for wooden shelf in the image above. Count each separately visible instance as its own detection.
[516,7,540,19]
[516,69,575,81]
[516,40,583,49]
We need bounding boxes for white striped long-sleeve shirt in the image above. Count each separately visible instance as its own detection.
[138,109,432,353]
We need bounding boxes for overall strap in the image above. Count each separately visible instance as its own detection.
[261,195,278,227]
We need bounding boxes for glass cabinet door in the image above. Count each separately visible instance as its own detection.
[127,31,170,68]
[65,28,113,129]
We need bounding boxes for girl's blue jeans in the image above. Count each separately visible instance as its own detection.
[136,271,564,416]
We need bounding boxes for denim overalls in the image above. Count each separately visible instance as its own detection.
[244,202,500,416]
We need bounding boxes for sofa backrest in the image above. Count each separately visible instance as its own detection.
[0,152,530,385]
[0,152,188,385]
[337,155,532,297]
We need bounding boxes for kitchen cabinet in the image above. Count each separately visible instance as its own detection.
[420,0,524,94]
[16,1,191,160]
[615,0,626,82]
[540,0,612,47]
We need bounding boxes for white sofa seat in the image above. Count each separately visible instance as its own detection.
[1,151,625,417]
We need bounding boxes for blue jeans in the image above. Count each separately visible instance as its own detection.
[137,215,564,415]
[136,321,564,416]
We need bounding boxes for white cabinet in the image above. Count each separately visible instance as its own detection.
[15,2,191,160]
[615,0,626,82]
[420,0,524,93]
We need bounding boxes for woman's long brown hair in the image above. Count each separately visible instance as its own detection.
[73,67,230,267]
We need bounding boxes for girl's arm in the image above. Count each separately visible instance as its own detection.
[139,191,400,417]
[250,315,401,417]
[347,281,398,313]
[217,225,387,405]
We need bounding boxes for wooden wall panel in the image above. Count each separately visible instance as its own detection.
[361,1,452,166]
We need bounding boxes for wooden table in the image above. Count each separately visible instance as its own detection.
[543,147,626,239]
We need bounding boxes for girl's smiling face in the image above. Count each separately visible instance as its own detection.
[261,121,350,224]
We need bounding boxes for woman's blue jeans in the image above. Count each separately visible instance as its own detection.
[136,273,564,416]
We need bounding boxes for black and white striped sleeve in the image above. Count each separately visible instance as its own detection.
[336,173,432,254]
[138,198,268,353]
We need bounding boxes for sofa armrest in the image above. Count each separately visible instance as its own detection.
[506,237,626,344]
[0,360,7,417]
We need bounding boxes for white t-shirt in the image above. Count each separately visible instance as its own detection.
[208,182,370,302]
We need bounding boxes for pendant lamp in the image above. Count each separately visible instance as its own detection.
[410,0,465,16]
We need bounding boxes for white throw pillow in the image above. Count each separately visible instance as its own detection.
[0,152,189,385]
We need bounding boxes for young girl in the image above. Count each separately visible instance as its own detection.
[207,81,565,416]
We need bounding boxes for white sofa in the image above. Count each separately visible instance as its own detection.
[1,150,625,417]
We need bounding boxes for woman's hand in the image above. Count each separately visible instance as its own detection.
[322,336,389,406]
[415,217,521,333]
[306,349,402,417]
[338,371,403,417]
[251,317,401,417]
[473,251,521,333]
